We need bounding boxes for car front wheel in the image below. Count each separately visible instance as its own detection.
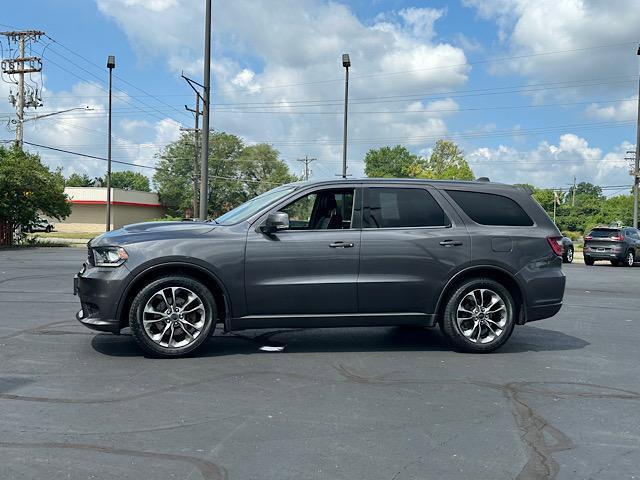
[440,278,516,353]
[129,275,217,358]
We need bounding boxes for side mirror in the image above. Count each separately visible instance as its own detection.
[261,211,289,233]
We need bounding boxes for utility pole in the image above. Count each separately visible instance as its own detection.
[199,0,213,220]
[572,176,576,208]
[633,44,640,228]
[0,30,44,149]
[184,94,201,217]
[297,155,316,181]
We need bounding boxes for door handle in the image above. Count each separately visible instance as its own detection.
[329,241,354,248]
[439,240,463,247]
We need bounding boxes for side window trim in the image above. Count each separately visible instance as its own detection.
[362,185,452,230]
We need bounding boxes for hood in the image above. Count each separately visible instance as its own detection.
[90,221,216,247]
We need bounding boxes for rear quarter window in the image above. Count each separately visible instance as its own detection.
[445,190,534,226]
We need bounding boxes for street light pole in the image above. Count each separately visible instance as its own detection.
[106,55,115,232]
[341,53,350,179]
[199,0,212,221]
[633,44,640,228]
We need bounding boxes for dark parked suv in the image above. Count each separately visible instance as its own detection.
[583,226,640,266]
[74,179,566,357]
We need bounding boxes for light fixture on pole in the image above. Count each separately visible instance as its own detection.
[341,53,350,179]
[106,55,115,232]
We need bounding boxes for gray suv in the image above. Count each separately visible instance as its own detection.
[583,226,640,266]
[74,179,566,357]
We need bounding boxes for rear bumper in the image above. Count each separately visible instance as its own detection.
[516,255,566,323]
[583,252,624,261]
[525,301,563,322]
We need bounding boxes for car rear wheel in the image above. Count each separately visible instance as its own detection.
[440,278,516,353]
[584,256,594,266]
[611,259,620,267]
[563,247,574,264]
[623,250,635,267]
[129,275,217,358]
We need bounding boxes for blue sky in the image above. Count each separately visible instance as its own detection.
[2,0,638,194]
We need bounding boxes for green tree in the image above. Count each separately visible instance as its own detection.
[109,170,151,191]
[363,145,422,178]
[418,140,474,180]
[153,132,297,217]
[65,173,95,187]
[0,146,71,238]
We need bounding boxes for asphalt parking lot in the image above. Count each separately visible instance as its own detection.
[1,247,639,480]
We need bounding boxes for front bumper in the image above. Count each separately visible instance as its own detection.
[73,262,131,334]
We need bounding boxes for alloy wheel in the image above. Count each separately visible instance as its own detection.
[627,252,634,267]
[142,286,206,348]
[456,288,507,344]
[566,248,573,263]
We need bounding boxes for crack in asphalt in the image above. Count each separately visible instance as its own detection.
[332,364,640,480]
[0,441,227,480]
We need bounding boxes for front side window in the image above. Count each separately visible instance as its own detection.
[363,187,449,228]
[280,188,355,230]
[445,190,534,226]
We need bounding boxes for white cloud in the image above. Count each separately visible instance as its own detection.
[96,0,470,178]
[585,96,637,121]
[467,133,634,187]
[463,0,639,97]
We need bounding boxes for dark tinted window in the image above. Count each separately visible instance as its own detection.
[588,229,620,238]
[446,190,533,226]
[364,188,448,228]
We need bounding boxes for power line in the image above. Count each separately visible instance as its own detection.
[21,140,281,185]
[44,34,190,121]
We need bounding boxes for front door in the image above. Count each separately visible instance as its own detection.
[358,185,470,315]
[245,186,361,316]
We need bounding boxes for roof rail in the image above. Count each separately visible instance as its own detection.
[476,177,490,182]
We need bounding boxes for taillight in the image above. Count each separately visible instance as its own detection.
[613,235,624,241]
[585,235,592,241]
[547,236,563,256]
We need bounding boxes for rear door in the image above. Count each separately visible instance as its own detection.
[358,184,470,315]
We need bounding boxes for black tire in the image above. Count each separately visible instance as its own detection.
[45,226,53,233]
[622,250,635,267]
[440,278,516,353]
[129,275,217,358]
[584,256,594,266]
[562,247,574,264]
[610,259,620,267]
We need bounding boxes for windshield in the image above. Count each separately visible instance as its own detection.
[214,185,297,225]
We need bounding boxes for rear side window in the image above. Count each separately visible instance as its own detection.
[446,190,533,226]
[364,188,449,228]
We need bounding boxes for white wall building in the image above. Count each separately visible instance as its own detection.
[55,187,165,232]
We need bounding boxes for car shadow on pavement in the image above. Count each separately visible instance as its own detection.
[90,324,589,358]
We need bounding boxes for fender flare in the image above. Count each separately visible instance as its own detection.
[115,259,232,331]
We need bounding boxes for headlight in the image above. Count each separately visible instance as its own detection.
[93,246,128,267]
